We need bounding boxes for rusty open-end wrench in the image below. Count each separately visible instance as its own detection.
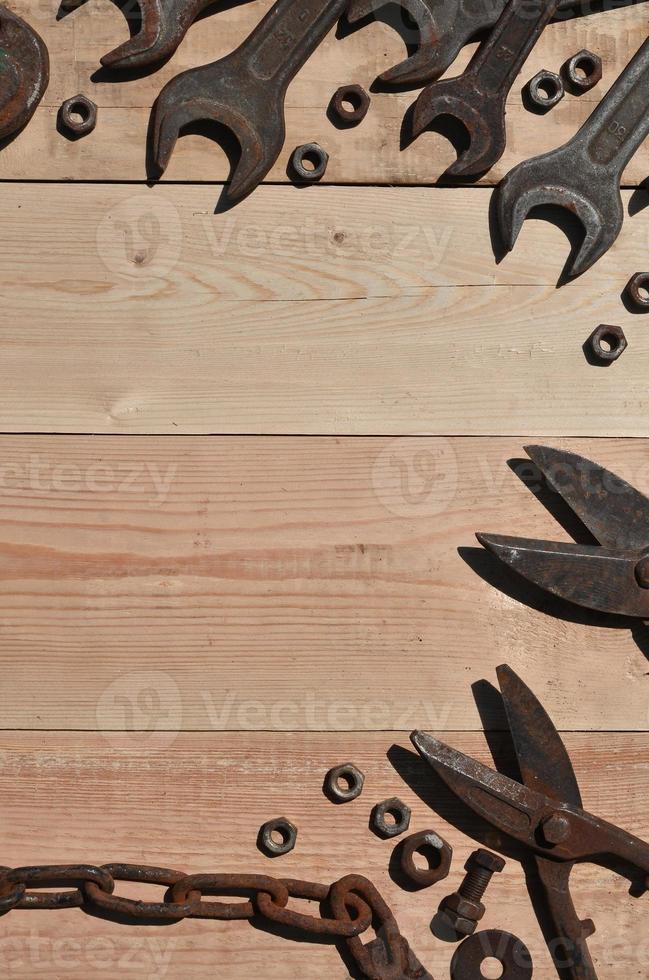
[152,0,347,203]
[0,6,49,141]
[345,0,579,88]
[498,36,649,277]
[409,0,561,177]
[59,0,249,71]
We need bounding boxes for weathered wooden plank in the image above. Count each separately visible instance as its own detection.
[0,181,647,434]
[2,1,648,184]
[0,731,646,978]
[0,436,647,732]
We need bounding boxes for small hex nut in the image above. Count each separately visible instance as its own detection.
[259,817,297,857]
[371,797,411,838]
[527,70,564,110]
[588,324,627,364]
[290,143,329,183]
[400,830,453,888]
[324,763,365,803]
[563,49,602,92]
[60,94,97,136]
[331,85,371,126]
[626,272,649,310]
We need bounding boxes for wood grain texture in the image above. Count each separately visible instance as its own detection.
[0,435,647,733]
[1,1,648,184]
[1,182,649,434]
[1,731,647,978]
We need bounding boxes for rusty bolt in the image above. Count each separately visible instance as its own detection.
[60,94,97,136]
[324,763,365,803]
[400,830,453,888]
[626,272,649,310]
[540,813,572,846]
[440,849,506,937]
[371,797,411,839]
[527,70,564,110]
[330,85,371,126]
[259,817,297,857]
[588,324,627,364]
[563,50,602,93]
[290,143,329,183]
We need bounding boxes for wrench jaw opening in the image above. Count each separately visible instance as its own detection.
[497,160,622,278]
[412,87,502,178]
[152,82,284,205]
[100,21,165,71]
[347,0,437,87]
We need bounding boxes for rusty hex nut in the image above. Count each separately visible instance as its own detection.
[260,817,297,857]
[60,94,97,136]
[324,763,365,803]
[400,830,453,888]
[541,813,571,845]
[563,49,602,92]
[330,85,371,125]
[527,70,564,110]
[626,272,649,310]
[371,797,411,838]
[588,324,627,363]
[290,143,329,182]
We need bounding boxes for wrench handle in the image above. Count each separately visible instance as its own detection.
[583,36,649,173]
[237,0,347,93]
[470,0,561,96]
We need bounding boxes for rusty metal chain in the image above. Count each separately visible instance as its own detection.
[0,863,430,979]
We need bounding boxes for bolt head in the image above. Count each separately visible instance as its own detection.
[471,849,506,873]
[541,813,571,845]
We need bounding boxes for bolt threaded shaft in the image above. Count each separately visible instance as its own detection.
[459,866,492,902]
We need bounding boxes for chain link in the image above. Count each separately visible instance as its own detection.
[0,863,427,978]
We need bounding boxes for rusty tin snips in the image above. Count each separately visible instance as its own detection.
[477,444,649,620]
[412,665,649,979]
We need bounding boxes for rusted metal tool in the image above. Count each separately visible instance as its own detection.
[412,664,649,978]
[0,6,49,141]
[59,0,242,71]
[477,444,649,619]
[0,864,432,977]
[409,0,563,177]
[498,36,649,277]
[450,930,533,979]
[345,0,579,89]
[152,0,347,203]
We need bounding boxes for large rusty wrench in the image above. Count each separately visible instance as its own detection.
[346,0,577,89]
[409,0,561,177]
[152,0,348,203]
[59,0,244,71]
[0,6,49,141]
[498,35,649,277]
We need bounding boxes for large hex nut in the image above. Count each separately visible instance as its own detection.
[290,143,329,183]
[371,797,411,838]
[324,763,365,803]
[60,94,97,136]
[440,892,485,937]
[400,830,453,888]
[563,49,602,93]
[527,70,564,110]
[626,272,649,310]
[588,324,627,364]
[330,85,371,126]
[259,817,298,857]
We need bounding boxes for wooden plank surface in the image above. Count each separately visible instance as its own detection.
[1,1,648,184]
[1,182,649,435]
[0,435,647,733]
[1,731,647,978]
